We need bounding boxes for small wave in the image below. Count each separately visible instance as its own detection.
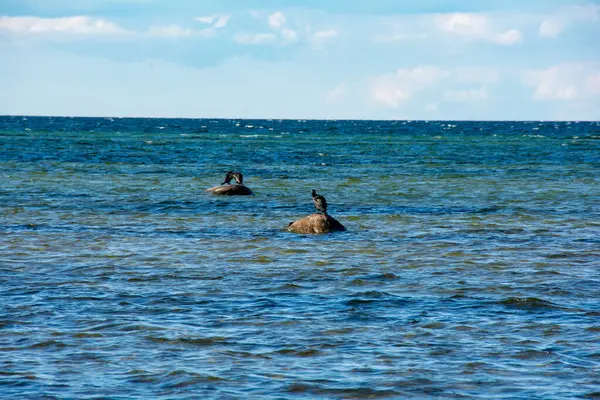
[30,340,69,349]
[583,392,600,399]
[222,350,272,359]
[344,291,409,308]
[146,335,231,346]
[353,290,393,297]
[274,283,304,290]
[158,370,226,389]
[499,297,559,310]
[345,298,376,306]
[276,348,322,357]
[513,350,553,360]
[286,383,401,397]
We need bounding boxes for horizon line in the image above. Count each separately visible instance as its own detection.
[2,114,599,123]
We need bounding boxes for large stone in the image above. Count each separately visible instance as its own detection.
[205,184,253,195]
[287,213,347,234]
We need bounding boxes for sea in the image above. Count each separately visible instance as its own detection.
[1,116,599,399]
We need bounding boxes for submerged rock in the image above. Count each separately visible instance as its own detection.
[205,184,253,196]
[287,213,346,234]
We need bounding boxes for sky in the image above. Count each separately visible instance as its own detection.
[1,0,599,120]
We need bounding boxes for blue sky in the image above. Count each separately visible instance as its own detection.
[1,0,599,120]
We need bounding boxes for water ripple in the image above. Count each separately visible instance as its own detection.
[1,117,599,399]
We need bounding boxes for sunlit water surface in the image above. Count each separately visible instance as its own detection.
[1,117,599,399]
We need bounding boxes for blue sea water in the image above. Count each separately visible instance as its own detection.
[1,116,599,399]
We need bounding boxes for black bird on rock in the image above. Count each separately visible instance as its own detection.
[232,171,244,185]
[311,189,328,215]
[221,170,234,185]
[221,170,244,185]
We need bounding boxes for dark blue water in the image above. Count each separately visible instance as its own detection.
[1,116,599,399]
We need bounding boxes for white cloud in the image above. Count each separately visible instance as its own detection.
[432,12,522,45]
[236,11,301,45]
[150,13,231,39]
[434,13,488,37]
[0,15,128,35]
[539,5,600,38]
[281,28,298,42]
[234,32,278,45]
[213,15,230,29]
[234,28,297,46]
[309,29,338,44]
[522,63,600,101]
[148,24,200,38]
[371,66,500,108]
[539,18,564,38]
[194,14,230,29]
[237,11,337,46]
[445,87,488,102]
[371,66,444,107]
[195,15,216,24]
[268,11,286,29]
[372,86,411,108]
[492,29,522,45]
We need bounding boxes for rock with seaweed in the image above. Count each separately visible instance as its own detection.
[205,184,253,195]
[206,170,253,195]
[287,213,346,234]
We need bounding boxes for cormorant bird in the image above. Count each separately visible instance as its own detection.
[232,171,244,185]
[221,170,234,185]
[311,189,328,215]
